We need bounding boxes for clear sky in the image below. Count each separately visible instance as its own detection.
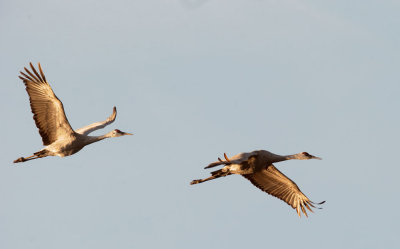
[1,0,399,248]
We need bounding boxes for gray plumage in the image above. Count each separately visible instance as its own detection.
[191,150,325,217]
[14,62,132,163]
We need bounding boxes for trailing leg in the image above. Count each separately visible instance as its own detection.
[13,150,49,163]
[190,169,231,185]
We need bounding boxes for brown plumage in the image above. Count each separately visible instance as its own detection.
[19,63,73,146]
[190,150,325,217]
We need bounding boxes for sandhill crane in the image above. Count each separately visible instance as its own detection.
[190,150,325,217]
[13,62,132,163]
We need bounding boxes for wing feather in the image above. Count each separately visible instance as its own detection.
[243,165,322,217]
[24,66,41,82]
[75,107,117,135]
[205,152,258,169]
[19,63,74,145]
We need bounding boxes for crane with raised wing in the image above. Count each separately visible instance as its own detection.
[14,63,132,163]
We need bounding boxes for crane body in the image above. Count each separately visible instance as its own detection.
[191,150,325,217]
[14,63,132,163]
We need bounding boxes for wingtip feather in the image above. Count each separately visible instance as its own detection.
[301,205,308,217]
[38,62,46,82]
[24,65,40,82]
[29,62,43,82]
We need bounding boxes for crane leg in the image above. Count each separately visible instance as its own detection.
[190,175,218,185]
[13,151,48,163]
[190,171,231,185]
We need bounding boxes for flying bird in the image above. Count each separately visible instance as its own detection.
[191,150,325,217]
[14,62,132,163]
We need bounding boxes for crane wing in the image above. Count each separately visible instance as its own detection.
[19,63,74,145]
[205,151,258,169]
[243,165,323,217]
[75,107,117,135]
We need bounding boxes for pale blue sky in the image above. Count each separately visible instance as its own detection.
[1,1,399,248]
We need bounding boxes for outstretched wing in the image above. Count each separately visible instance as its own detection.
[243,165,324,217]
[205,151,258,169]
[75,107,117,135]
[19,62,74,145]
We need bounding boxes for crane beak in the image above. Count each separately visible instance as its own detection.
[311,155,322,160]
[122,132,133,136]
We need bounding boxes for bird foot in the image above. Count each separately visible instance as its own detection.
[190,179,201,185]
[13,157,25,163]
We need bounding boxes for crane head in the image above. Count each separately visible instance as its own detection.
[297,152,322,160]
[110,129,133,137]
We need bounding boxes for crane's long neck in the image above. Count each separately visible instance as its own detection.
[269,153,299,163]
[83,133,112,146]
